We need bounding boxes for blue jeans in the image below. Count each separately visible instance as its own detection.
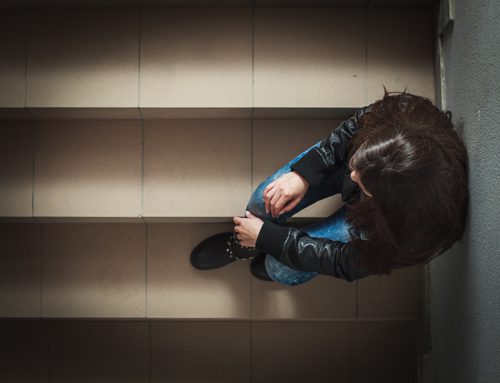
[245,141,353,286]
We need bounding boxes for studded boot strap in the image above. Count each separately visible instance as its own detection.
[225,231,264,261]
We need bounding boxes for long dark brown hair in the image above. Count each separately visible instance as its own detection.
[346,88,469,275]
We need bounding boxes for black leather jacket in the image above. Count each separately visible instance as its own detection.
[255,104,374,282]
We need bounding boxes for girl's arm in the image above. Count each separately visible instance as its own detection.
[256,220,371,282]
[291,104,373,187]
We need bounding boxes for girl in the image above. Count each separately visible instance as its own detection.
[190,89,469,286]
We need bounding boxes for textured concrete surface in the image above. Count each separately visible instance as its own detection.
[428,1,500,382]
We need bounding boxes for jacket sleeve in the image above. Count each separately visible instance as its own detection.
[290,104,373,187]
[256,220,372,282]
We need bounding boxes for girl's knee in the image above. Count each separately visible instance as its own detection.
[247,180,274,219]
[246,192,266,218]
[247,169,290,221]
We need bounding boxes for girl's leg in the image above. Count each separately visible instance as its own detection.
[246,140,343,224]
[244,140,350,286]
[263,206,352,286]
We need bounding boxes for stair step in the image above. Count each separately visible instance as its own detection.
[1,118,349,220]
[0,7,434,119]
[0,222,424,319]
[0,319,420,383]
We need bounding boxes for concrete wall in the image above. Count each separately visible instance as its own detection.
[429,0,500,382]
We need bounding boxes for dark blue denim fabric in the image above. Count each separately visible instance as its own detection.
[245,141,354,286]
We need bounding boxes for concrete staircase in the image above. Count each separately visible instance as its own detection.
[0,1,435,382]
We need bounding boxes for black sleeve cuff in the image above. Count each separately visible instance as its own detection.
[255,220,291,259]
[290,148,326,187]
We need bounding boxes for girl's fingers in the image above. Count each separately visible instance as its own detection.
[269,191,281,217]
[264,186,276,214]
[279,197,300,215]
[263,183,274,207]
[274,195,289,215]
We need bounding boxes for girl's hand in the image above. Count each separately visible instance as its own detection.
[263,171,310,218]
[233,211,264,248]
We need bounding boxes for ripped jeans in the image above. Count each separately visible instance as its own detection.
[245,141,353,286]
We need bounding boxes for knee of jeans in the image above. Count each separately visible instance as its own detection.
[246,194,266,219]
[246,181,274,220]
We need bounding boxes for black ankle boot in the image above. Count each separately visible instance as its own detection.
[228,231,265,260]
[190,231,265,270]
[250,253,273,281]
[190,232,235,270]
